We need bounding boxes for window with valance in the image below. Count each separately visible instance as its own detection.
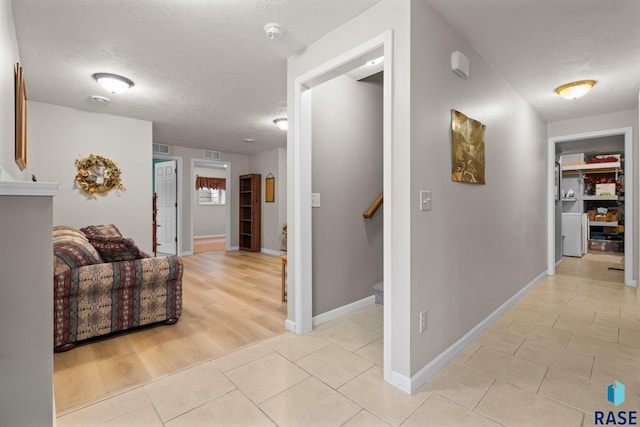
[196,176,226,206]
[195,176,226,191]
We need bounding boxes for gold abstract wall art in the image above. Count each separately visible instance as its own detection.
[451,109,486,184]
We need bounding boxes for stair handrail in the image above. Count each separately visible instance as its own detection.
[362,193,383,219]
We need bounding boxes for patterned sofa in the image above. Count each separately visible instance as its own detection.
[53,225,183,352]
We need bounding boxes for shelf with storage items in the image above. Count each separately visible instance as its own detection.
[561,154,625,254]
[238,174,261,252]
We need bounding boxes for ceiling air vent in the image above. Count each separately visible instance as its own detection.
[203,150,221,160]
[152,143,170,155]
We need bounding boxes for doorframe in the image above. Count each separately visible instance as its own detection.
[547,127,635,286]
[291,30,397,384]
[190,159,232,251]
[153,155,183,255]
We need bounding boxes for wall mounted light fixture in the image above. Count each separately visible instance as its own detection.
[93,73,134,94]
[555,80,596,99]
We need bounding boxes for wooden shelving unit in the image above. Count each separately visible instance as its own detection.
[239,173,261,252]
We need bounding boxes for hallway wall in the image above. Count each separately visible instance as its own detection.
[409,0,547,375]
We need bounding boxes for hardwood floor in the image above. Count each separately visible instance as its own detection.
[53,251,287,414]
[193,236,226,253]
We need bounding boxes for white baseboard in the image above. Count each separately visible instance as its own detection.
[179,251,194,256]
[261,248,286,256]
[407,270,547,394]
[228,246,239,251]
[285,319,297,333]
[555,258,562,267]
[194,234,226,239]
[312,295,375,327]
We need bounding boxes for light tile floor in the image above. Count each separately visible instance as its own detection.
[57,258,640,426]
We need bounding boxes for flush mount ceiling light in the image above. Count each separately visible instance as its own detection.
[264,23,284,40]
[93,73,134,94]
[273,118,288,130]
[555,80,596,100]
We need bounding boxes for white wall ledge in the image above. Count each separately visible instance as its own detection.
[0,181,58,196]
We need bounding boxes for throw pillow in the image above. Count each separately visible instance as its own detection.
[53,225,104,271]
[87,235,144,262]
[80,224,123,238]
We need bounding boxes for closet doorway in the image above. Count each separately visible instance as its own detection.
[547,127,634,287]
[191,159,232,253]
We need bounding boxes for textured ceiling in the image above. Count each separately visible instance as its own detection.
[427,0,640,122]
[11,1,640,155]
[11,0,382,155]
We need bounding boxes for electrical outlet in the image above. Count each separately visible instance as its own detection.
[419,310,428,333]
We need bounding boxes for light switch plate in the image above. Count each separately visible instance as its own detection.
[420,191,431,211]
[311,193,321,208]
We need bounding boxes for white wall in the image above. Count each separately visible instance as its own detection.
[27,102,153,252]
[311,75,383,315]
[193,166,226,237]
[548,108,639,281]
[409,0,548,375]
[0,0,24,181]
[249,148,287,252]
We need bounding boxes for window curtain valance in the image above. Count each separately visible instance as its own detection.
[195,176,226,190]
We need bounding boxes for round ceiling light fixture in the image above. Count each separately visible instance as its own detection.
[555,80,596,100]
[273,118,288,130]
[93,73,134,94]
[264,23,284,40]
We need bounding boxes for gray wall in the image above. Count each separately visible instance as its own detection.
[287,0,413,376]
[311,75,384,315]
[249,148,287,252]
[548,109,639,281]
[0,0,24,181]
[193,166,226,237]
[0,194,54,426]
[409,0,548,374]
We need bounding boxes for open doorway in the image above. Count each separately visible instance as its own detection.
[191,159,232,253]
[547,127,635,287]
[291,30,399,387]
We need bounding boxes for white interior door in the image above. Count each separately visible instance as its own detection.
[155,160,177,254]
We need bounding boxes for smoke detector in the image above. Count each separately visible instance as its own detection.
[264,23,283,40]
[90,95,110,104]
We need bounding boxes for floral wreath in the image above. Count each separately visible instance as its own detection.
[75,154,125,194]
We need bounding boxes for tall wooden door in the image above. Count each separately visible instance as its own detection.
[155,160,177,254]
